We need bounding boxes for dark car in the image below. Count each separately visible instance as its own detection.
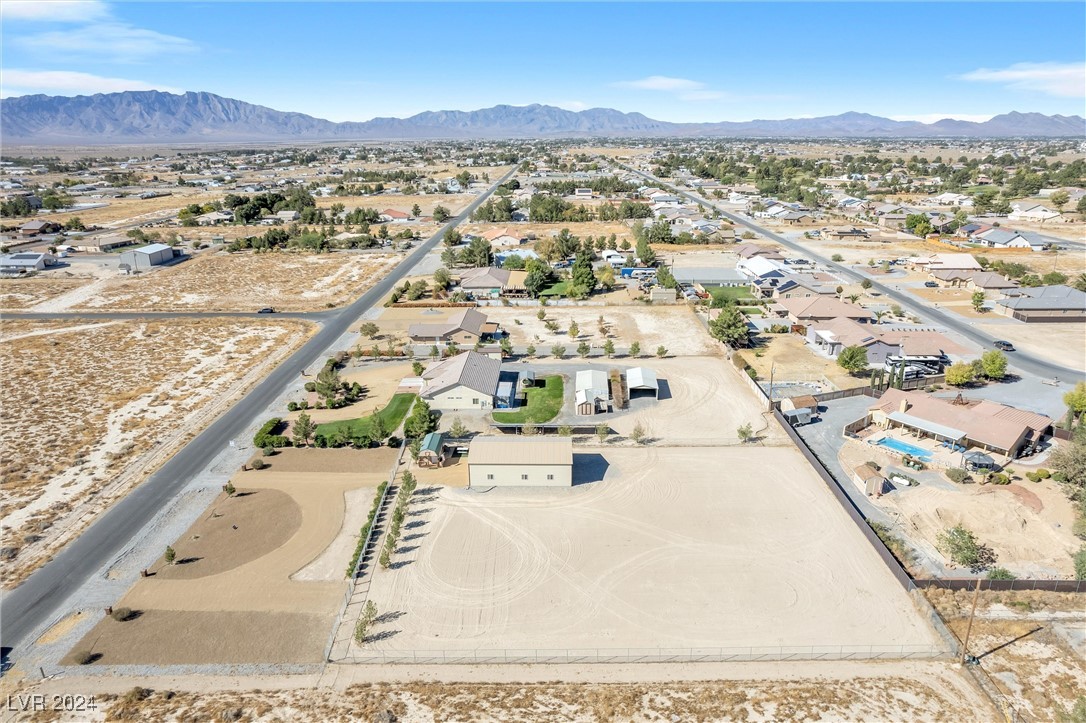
[257,307,276,314]
[994,340,1015,352]
[923,281,939,288]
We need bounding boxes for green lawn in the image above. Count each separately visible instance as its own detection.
[314,393,416,439]
[709,286,756,307]
[492,375,565,424]
[539,280,571,297]
[739,306,764,316]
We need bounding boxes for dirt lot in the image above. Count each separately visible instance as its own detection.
[743,332,869,390]
[361,445,941,655]
[66,449,397,665]
[318,193,475,216]
[976,319,1086,370]
[464,221,638,244]
[484,304,718,356]
[867,471,1081,578]
[70,250,399,312]
[0,318,314,588]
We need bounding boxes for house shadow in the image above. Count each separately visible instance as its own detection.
[655,379,672,401]
[572,453,609,486]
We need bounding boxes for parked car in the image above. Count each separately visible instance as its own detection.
[923,281,939,288]
[257,307,276,314]
[993,340,1015,352]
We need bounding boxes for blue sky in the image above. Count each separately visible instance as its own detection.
[2,1,1084,123]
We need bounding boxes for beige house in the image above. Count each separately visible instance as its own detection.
[420,350,501,411]
[779,297,874,325]
[468,436,573,488]
[407,308,497,345]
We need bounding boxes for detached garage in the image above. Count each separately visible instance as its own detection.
[626,367,658,399]
[468,436,573,488]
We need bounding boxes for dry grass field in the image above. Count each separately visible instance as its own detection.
[0,276,91,309]
[317,193,475,216]
[66,448,398,665]
[975,320,1086,369]
[65,666,993,722]
[0,318,314,588]
[465,221,638,243]
[70,250,399,312]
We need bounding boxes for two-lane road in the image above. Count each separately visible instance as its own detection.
[621,165,1083,381]
[0,167,517,655]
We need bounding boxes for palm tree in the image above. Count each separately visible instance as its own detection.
[874,310,887,324]
[847,294,861,304]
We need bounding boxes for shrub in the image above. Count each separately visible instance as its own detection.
[630,422,647,444]
[866,461,881,472]
[224,482,236,496]
[252,417,283,447]
[937,524,981,567]
[111,607,134,621]
[987,473,1010,485]
[946,467,971,484]
[1072,517,1086,540]
[164,546,176,565]
[287,401,298,412]
[986,567,1016,580]
[304,382,316,392]
[1036,468,1051,479]
[387,435,401,448]
[262,445,275,457]
[1075,546,1086,581]
[73,650,97,665]
[251,458,266,470]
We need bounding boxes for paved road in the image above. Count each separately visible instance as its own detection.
[621,165,1083,381]
[2,311,333,321]
[0,168,517,655]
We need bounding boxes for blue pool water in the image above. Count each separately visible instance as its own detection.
[876,437,933,461]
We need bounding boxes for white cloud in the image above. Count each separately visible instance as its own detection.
[614,76,706,92]
[958,62,1086,98]
[679,90,726,102]
[0,69,181,97]
[890,113,994,124]
[1,0,109,23]
[15,22,197,63]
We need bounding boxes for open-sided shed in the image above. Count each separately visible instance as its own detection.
[626,367,658,399]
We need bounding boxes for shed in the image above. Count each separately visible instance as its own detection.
[575,369,609,414]
[649,287,677,303]
[468,436,573,488]
[781,395,818,413]
[626,367,658,399]
[417,432,446,468]
[119,242,175,270]
[853,464,887,496]
[782,408,813,426]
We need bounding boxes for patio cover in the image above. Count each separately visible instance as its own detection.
[887,411,965,441]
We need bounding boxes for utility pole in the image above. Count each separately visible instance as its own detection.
[959,577,982,665]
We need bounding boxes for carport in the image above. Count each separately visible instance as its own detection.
[626,367,658,399]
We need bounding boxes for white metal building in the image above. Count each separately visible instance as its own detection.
[119,243,175,270]
[575,369,610,414]
[468,436,573,488]
[626,367,659,399]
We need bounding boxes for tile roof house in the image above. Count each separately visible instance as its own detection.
[911,253,983,272]
[733,243,785,261]
[407,308,496,344]
[868,388,1051,457]
[457,267,528,298]
[479,227,523,246]
[966,272,1020,294]
[420,350,502,410]
[779,297,874,324]
[996,285,1086,322]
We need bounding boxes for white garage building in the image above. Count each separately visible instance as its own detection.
[626,367,659,399]
[468,436,573,488]
[119,242,176,270]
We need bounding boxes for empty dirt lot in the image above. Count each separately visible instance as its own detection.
[0,276,91,310]
[0,317,314,588]
[360,446,941,656]
[70,250,399,312]
[68,448,398,665]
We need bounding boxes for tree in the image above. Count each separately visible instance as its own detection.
[595,423,609,443]
[412,360,425,376]
[359,322,380,339]
[449,417,468,438]
[937,525,982,568]
[550,344,566,359]
[315,365,341,401]
[656,345,668,358]
[429,344,439,359]
[292,412,316,446]
[629,340,641,357]
[1075,546,1086,581]
[1042,271,1068,286]
[831,254,844,262]
[571,249,596,294]
[1078,196,1086,215]
[980,349,1008,381]
[635,235,656,266]
[602,339,615,358]
[577,341,591,358]
[708,306,750,347]
[499,337,513,356]
[524,263,550,297]
[1049,190,1070,212]
[411,203,422,218]
[860,279,873,291]
[433,267,451,289]
[945,361,975,387]
[630,422,647,444]
[1065,382,1086,423]
[433,205,450,222]
[656,265,677,289]
[164,546,176,565]
[596,265,616,290]
[971,291,986,313]
[525,344,536,357]
[354,600,378,643]
[443,228,462,246]
[737,423,754,443]
[537,308,547,321]
[568,320,580,339]
[837,345,869,374]
[405,399,436,439]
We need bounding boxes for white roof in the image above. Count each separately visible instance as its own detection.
[575,369,609,400]
[134,243,171,254]
[626,367,658,391]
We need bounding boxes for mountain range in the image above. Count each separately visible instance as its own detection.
[2,91,1084,144]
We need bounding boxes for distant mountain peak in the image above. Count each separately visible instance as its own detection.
[1,91,1082,144]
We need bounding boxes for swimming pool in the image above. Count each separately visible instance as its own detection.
[876,437,933,461]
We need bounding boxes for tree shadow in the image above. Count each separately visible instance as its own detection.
[395,545,419,555]
[176,556,203,565]
[233,491,256,498]
[374,611,406,624]
[407,508,433,517]
[402,532,428,542]
[404,520,428,530]
[364,629,401,643]
[389,559,414,569]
